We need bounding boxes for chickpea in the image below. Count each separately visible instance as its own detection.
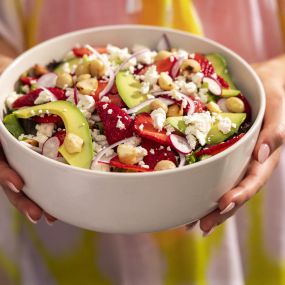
[154,50,172,62]
[75,62,90,76]
[150,99,168,113]
[76,78,98,95]
[56,72,73,89]
[167,104,183,117]
[225,97,245,113]
[117,144,146,165]
[77,74,91,82]
[154,160,176,171]
[180,59,201,76]
[158,72,175,91]
[24,138,39,147]
[34,64,48,76]
[206,102,222,113]
[89,59,106,78]
[64,133,84,154]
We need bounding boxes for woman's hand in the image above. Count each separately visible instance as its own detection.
[0,56,56,225]
[189,55,285,236]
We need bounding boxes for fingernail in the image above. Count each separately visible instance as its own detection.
[258,144,270,164]
[220,202,235,215]
[202,226,216,237]
[6,182,20,193]
[25,212,38,224]
[45,216,54,226]
[186,221,198,231]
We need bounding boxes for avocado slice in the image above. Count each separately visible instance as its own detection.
[13,101,93,169]
[3,113,24,139]
[206,53,239,91]
[116,71,149,111]
[166,113,246,145]
[221,89,240,97]
[54,58,81,74]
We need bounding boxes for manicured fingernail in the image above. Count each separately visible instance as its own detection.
[6,182,20,193]
[45,216,54,226]
[220,202,235,215]
[258,144,270,164]
[25,212,38,224]
[186,221,198,231]
[202,226,216,237]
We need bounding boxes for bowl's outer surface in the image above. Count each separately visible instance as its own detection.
[0,25,265,233]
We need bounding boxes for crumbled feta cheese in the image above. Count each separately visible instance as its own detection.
[107,109,113,115]
[5,92,22,110]
[184,111,213,147]
[137,50,157,65]
[149,148,155,155]
[107,44,131,62]
[116,118,126,130]
[150,108,166,131]
[139,124,144,131]
[102,103,109,110]
[176,49,189,60]
[167,146,171,151]
[218,116,233,134]
[100,96,111,103]
[144,65,159,85]
[62,62,71,73]
[181,82,197,95]
[165,124,175,135]
[34,90,56,105]
[198,88,209,103]
[36,123,55,137]
[140,82,150,94]
[191,72,204,87]
[77,95,95,119]
[91,162,110,172]
[125,137,141,146]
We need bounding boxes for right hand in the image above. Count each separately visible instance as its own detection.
[0,56,56,225]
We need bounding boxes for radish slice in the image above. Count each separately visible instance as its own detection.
[156,34,171,51]
[169,134,192,154]
[37,73,57,88]
[91,136,137,168]
[178,153,186,167]
[170,57,184,78]
[203,77,222,96]
[99,68,115,98]
[126,98,174,114]
[217,98,229,112]
[74,86,79,105]
[42,137,60,159]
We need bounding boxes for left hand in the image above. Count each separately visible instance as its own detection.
[188,55,285,236]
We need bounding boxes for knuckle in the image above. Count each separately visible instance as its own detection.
[273,126,285,146]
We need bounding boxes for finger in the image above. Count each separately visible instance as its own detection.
[44,212,57,226]
[253,86,285,163]
[2,186,43,223]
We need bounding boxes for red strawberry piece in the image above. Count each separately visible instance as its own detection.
[48,87,66,100]
[133,113,171,145]
[72,47,93,57]
[109,156,153,172]
[32,115,63,124]
[20,76,37,85]
[237,94,251,122]
[217,75,229,89]
[96,102,133,144]
[195,133,245,157]
[193,54,214,77]
[54,130,66,145]
[141,139,177,169]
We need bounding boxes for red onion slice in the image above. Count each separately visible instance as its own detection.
[169,134,192,154]
[37,73,57,88]
[177,92,195,115]
[92,136,137,168]
[217,98,229,112]
[170,57,184,78]
[178,153,186,167]
[99,68,115,98]
[156,34,171,51]
[40,87,57,101]
[42,136,60,159]
[85,44,108,65]
[126,98,174,114]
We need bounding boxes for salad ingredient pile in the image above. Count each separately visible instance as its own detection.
[3,36,251,172]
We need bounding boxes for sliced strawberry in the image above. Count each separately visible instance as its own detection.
[108,94,126,108]
[141,139,177,169]
[32,115,63,124]
[12,88,66,109]
[195,133,245,157]
[133,113,170,145]
[238,94,251,122]
[54,130,66,145]
[110,156,152,172]
[20,76,37,85]
[193,54,214,77]
[72,47,93,57]
[217,75,229,89]
[96,102,133,144]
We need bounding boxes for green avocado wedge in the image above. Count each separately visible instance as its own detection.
[54,58,81,74]
[166,112,246,145]
[116,71,149,112]
[3,113,24,139]
[13,101,93,169]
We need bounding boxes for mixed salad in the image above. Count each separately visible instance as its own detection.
[3,35,251,172]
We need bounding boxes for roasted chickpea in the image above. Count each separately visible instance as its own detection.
[154,160,176,171]
[225,97,245,113]
[89,59,106,78]
[158,72,175,91]
[167,104,183,117]
[76,78,98,95]
[150,99,168,113]
[75,62,90,76]
[56,72,73,89]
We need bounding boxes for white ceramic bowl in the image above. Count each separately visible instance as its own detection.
[0,25,265,233]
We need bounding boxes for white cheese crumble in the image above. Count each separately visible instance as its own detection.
[125,136,141,146]
[116,118,126,130]
[100,96,111,103]
[191,72,204,87]
[140,82,150,94]
[181,82,197,95]
[217,116,233,134]
[165,124,175,135]
[35,123,55,137]
[144,65,159,85]
[107,109,113,115]
[150,108,166,131]
[5,92,22,110]
[34,90,56,105]
[184,111,213,148]
[176,49,189,60]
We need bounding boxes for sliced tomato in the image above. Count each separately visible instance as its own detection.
[72,47,93,57]
[133,113,171,145]
[110,156,153,172]
[92,81,108,101]
[137,57,176,76]
[195,133,245,157]
[32,115,62,124]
